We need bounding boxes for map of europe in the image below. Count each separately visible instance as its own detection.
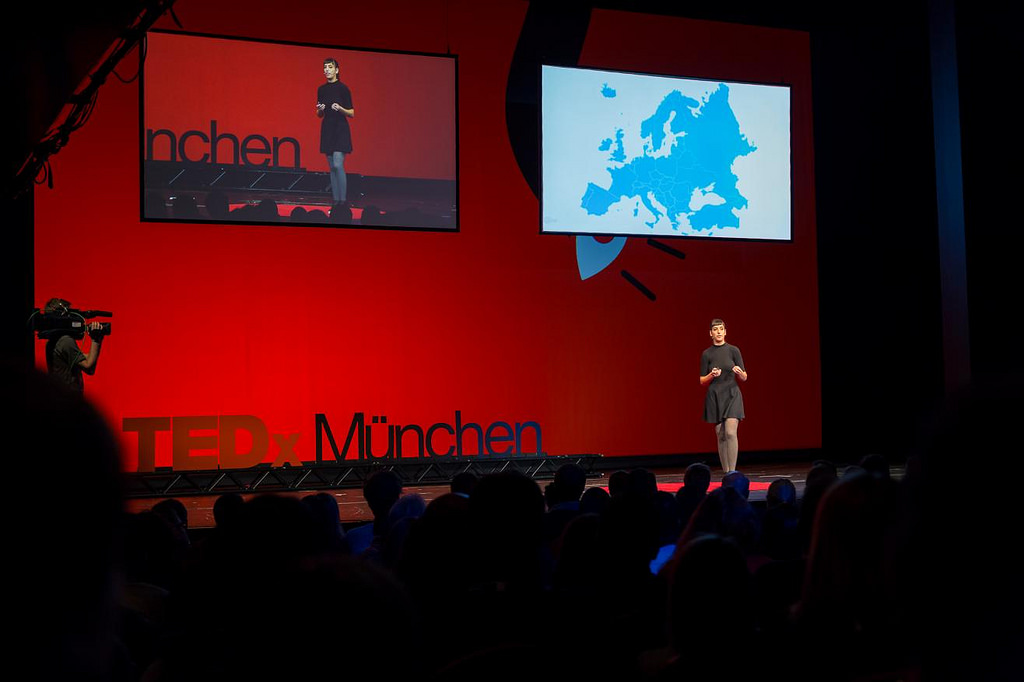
[579,84,756,232]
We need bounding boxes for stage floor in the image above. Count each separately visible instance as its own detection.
[125,461,904,528]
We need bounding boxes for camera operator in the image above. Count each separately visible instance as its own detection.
[43,298,104,392]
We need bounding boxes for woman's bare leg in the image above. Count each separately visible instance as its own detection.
[722,418,739,472]
[714,422,728,471]
[715,419,740,472]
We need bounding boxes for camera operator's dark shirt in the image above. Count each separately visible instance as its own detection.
[46,335,85,391]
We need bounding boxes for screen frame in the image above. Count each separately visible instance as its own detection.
[538,63,794,243]
[139,28,460,234]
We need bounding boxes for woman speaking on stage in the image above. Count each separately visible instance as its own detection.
[699,318,748,473]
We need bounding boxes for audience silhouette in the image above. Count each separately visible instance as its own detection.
[21,364,1022,681]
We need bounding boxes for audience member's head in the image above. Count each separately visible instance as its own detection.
[627,467,658,500]
[655,490,682,547]
[5,363,123,681]
[602,491,662,577]
[682,462,712,495]
[397,493,472,598]
[799,460,839,553]
[382,493,427,567]
[859,453,890,479]
[330,201,352,223]
[608,470,629,497]
[797,471,901,643]
[229,203,255,220]
[152,497,190,548]
[545,462,586,508]
[469,472,545,586]
[809,459,838,482]
[236,494,319,565]
[123,511,177,588]
[805,461,839,494]
[761,479,801,561]
[553,513,603,591]
[152,498,188,528]
[205,191,230,219]
[302,492,347,554]
[363,470,403,522]
[766,478,797,510]
[676,463,711,530]
[254,198,279,221]
[213,492,245,529]
[389,493,427,525]
[450,471,479,497]
[668,535,753,656]
[579,486,611,516]
[677,486,760,555]
[721,470,750,499]
[842,464,866,478]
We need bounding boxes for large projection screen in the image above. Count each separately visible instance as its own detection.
[542,65,790,240]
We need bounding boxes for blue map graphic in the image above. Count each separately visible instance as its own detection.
[579,84,756,232]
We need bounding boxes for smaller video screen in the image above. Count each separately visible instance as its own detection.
[542,65,790,240]
[142,31,458,231]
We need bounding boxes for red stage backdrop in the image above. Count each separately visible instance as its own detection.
[34,0,821,472]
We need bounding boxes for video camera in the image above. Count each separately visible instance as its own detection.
[28,303,112,341]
